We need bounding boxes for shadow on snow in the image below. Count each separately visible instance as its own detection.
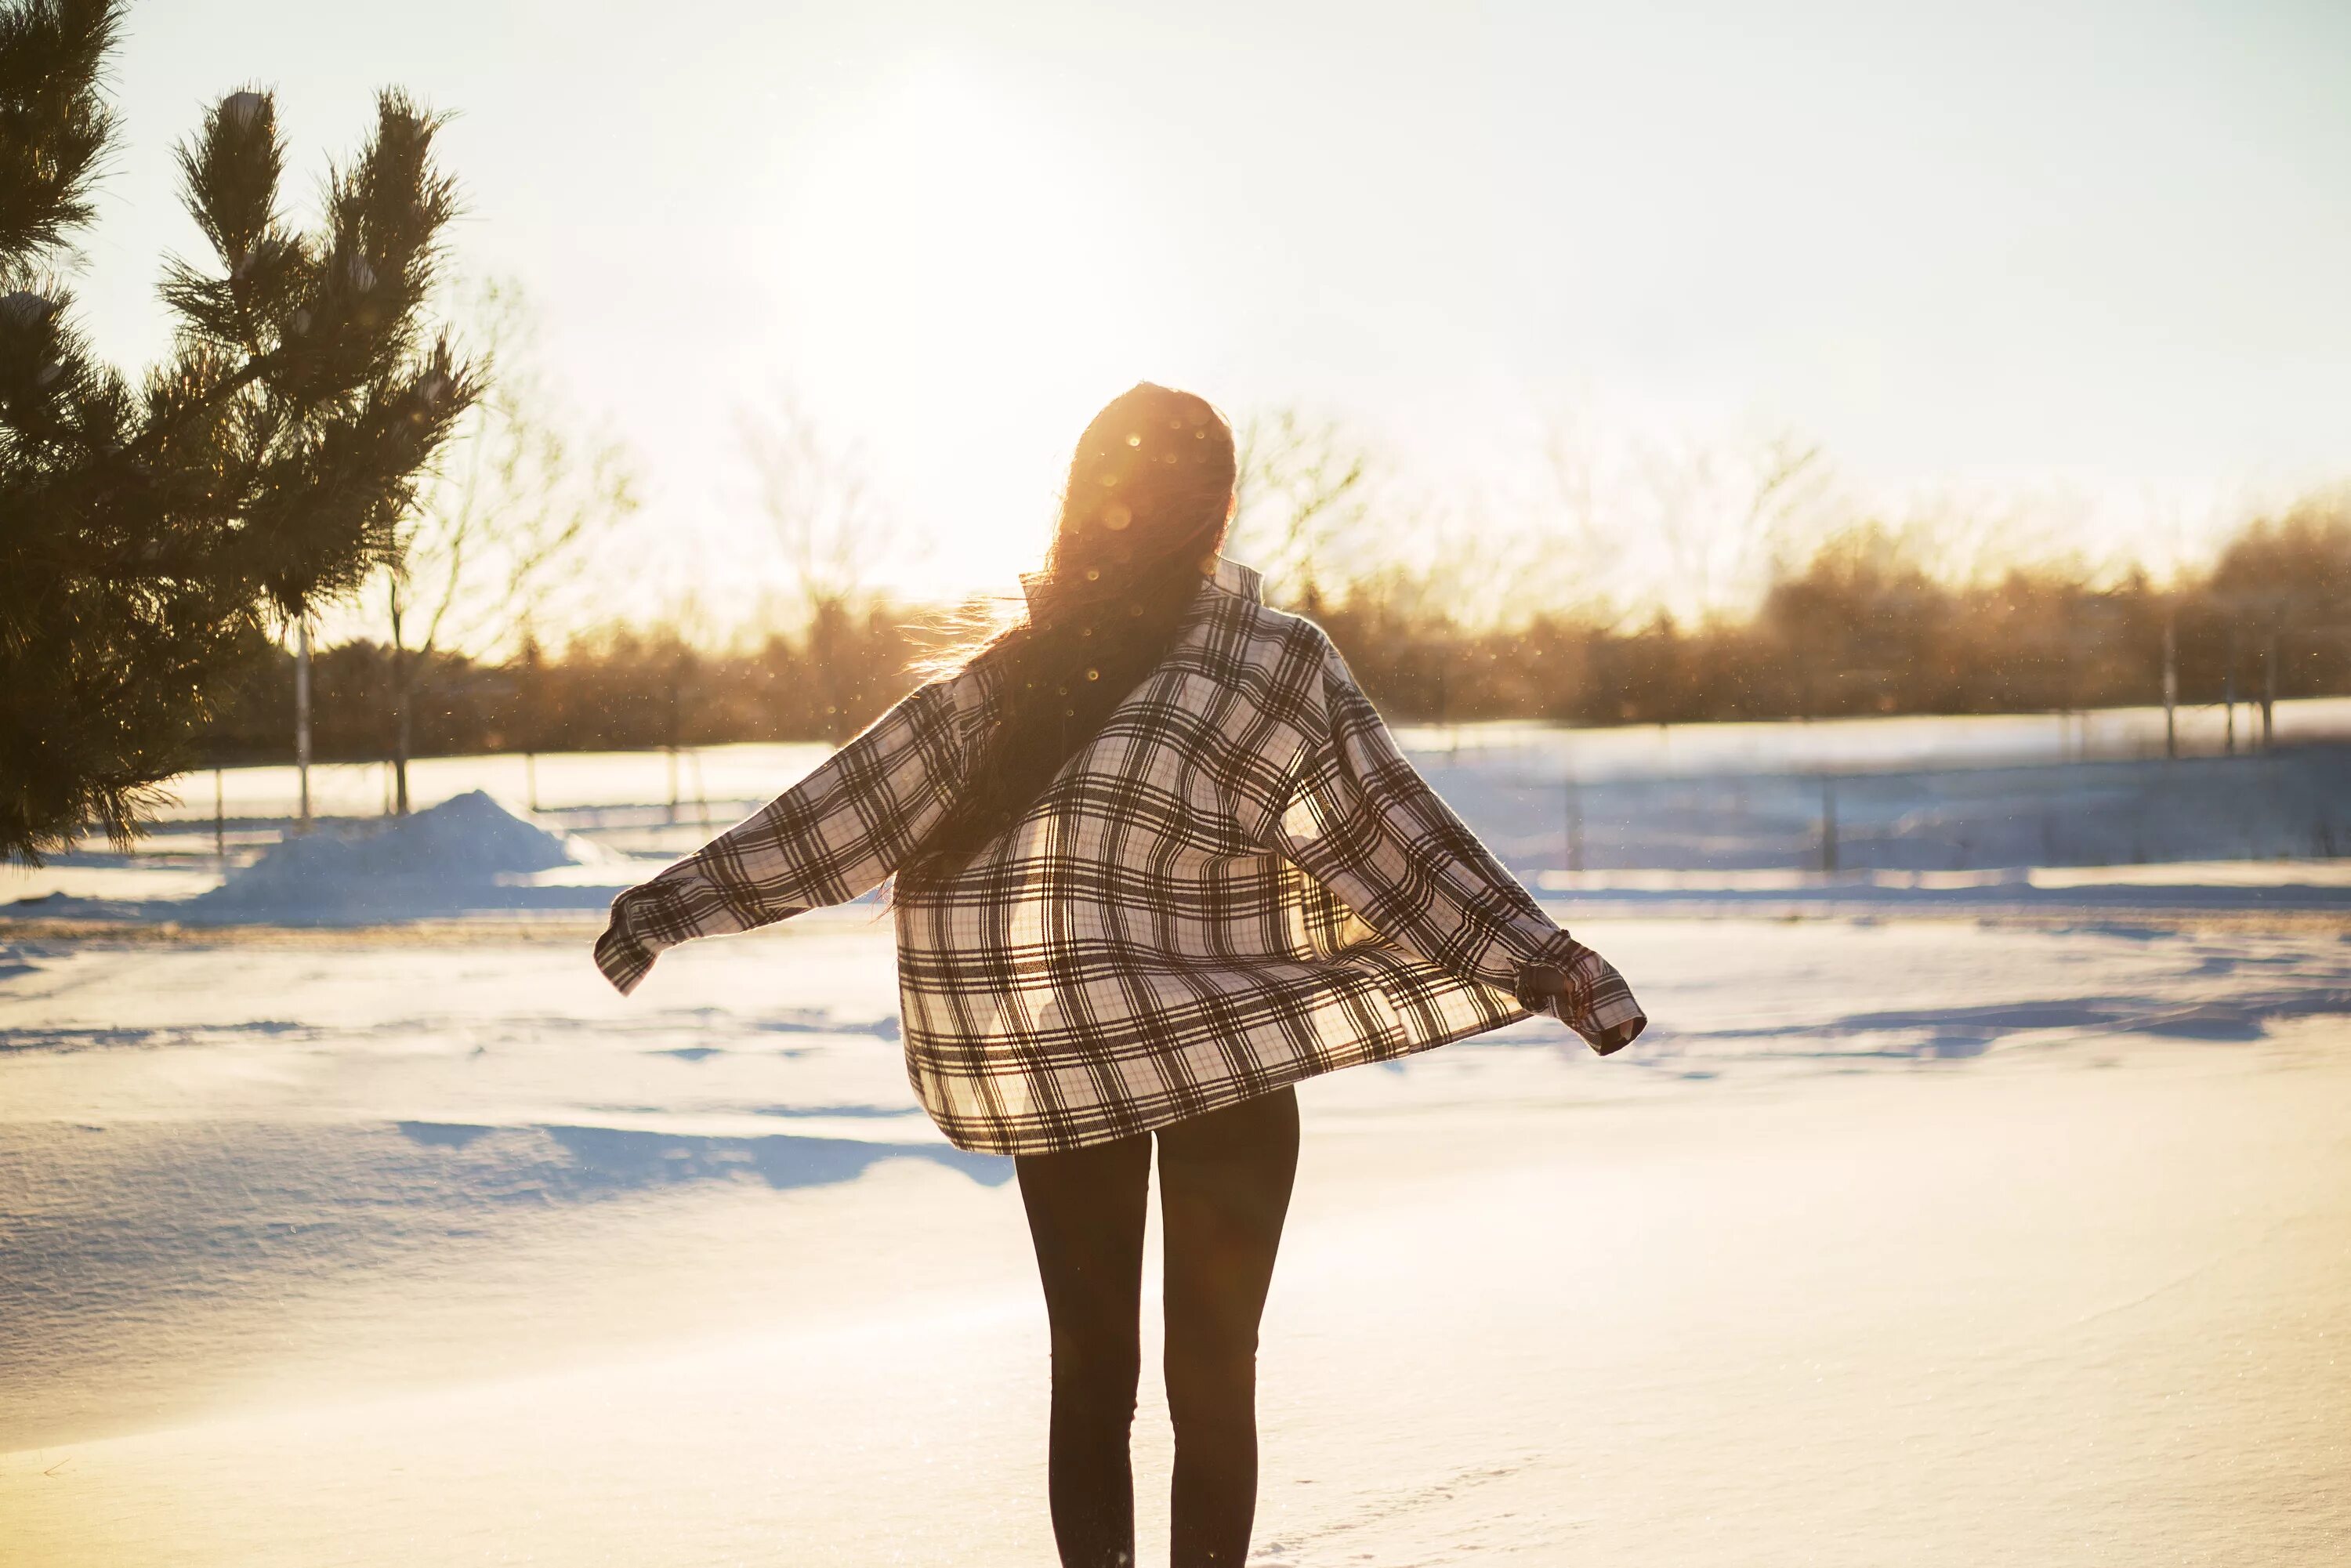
[394,1120,1011,1191]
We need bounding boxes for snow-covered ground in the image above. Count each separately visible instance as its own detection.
[5,704,2349,1563]
[3,911,2348,1565]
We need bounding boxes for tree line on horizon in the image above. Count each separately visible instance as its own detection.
[190,494,2351,768]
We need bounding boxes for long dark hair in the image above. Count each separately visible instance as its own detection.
[909,382,1237,872]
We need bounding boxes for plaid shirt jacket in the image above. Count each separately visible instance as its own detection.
[596,557,1646,1155]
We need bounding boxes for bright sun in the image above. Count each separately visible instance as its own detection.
[766,61,1199,596]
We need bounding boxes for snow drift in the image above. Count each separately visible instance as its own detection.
[191,790,599,922]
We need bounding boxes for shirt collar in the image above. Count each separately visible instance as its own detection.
[1018,570,1049,616]
[1209,555,1263,603]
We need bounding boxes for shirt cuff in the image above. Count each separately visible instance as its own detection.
[593,903,657,995]
[1514,932,1646,1055]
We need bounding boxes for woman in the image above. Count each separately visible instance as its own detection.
[594,382,1646,1567]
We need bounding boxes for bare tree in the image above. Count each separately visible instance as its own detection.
[1231,408,1371,610]
[736,390,895,618]
[1645,432,1826,622]
[1536,412,1639,620]
[735,389,897,739]
[379,277,639,811]
[1540,415,1828,625]
[1880,480,2085,593]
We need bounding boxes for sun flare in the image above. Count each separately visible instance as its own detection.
[765,61,1198,596]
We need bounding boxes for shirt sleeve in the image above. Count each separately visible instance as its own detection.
[1277,634,1646,1054]
[593,672,975,995]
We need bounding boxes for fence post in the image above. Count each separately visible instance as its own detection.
[666,666,685,825]
[2162,616,2177,759]
[295,618,313,831]
[2223,628,2237,756]
[2262,632,2277,751]
[1819,775,1838,875]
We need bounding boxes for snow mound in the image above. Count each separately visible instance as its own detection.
[195,791,586,922]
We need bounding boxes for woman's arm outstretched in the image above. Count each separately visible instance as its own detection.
[1278,633,1646,1052]
[593,672,975,994]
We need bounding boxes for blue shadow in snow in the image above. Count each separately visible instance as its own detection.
[1639,987,2351,1060]
[393,1120,1012,1192]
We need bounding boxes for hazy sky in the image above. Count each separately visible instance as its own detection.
[69,0,2351,627]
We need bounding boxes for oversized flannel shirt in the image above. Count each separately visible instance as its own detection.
[595,556,1646,1155]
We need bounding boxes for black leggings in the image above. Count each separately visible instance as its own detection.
[1015,1085,1301,1568]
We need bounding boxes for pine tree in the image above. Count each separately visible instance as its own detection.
[0,0,477,861]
